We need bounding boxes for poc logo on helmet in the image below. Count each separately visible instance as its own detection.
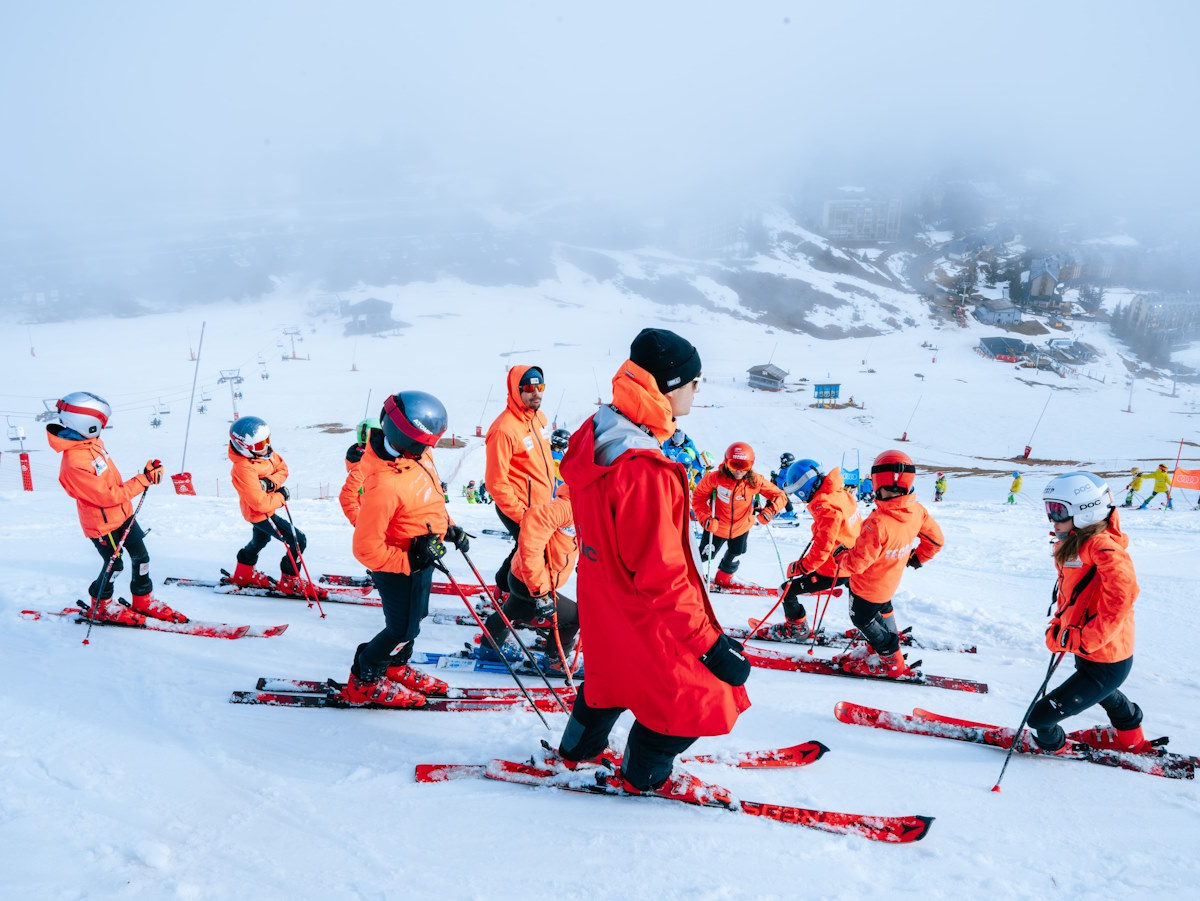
[1078,498,1102,510]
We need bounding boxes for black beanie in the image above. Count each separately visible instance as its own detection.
[629,328,702,394]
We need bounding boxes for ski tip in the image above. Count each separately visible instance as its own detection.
[990,785,1001,793]
[911,815,935,841]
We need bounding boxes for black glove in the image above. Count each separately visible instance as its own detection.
[699,633,751,686]
[260,478,276,492]
[408,534,447,572]
[444,524,472,552]
[699,542,716,561]
[277,486,289,501]
[832,544,848,560]
[533,592,556,619]
[906,551,922,569]
[346,444,365,464]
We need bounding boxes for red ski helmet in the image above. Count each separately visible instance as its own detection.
[871,449,916,493]
[724,442,755,473]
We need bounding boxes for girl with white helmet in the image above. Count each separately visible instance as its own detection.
[1028,472,1152,754]
[46,391,182,623]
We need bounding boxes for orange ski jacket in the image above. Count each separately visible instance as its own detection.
[352,439,451,575]
[798,467,863,577]
[691,467,787,540]
[1046,511,1138,663]
[47,425,151,538]
[836,493,943,604]
[229,445,289,523]
[509,484,578,598]
[485,365,555,523]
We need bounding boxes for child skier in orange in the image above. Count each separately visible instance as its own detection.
[227,416,321,598]
[831,450,943,677]
[338,417,379,526]
[46,391,183,622]
[1028,472,1152,753]
[692,442,788,588]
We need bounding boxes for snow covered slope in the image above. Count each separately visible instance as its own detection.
[1,277,1197,899]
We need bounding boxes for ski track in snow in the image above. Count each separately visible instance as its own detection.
[2,285,1198,899]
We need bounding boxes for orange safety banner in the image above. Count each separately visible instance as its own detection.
[1170,467,1200,490]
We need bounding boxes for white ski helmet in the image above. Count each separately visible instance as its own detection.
[1043,472,1115,528]
[56,391,111,437]
[230,416,272,458]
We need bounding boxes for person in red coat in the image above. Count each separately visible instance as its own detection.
[557,328,750,797]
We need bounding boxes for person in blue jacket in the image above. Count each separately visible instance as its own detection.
[662,428,706,490]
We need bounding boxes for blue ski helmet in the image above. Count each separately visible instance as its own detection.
[784,459,823,502]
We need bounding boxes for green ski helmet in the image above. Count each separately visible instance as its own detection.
[356,417,381,444]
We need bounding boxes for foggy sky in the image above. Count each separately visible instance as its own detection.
[3,1,1199,240]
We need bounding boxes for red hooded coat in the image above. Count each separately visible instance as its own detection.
[559,359,749,737]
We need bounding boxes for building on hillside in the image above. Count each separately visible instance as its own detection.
[1028,256,1061,297]
[821,199,902,242]
[747,363,789,391]
[1126,292,1200,335]
[974,298,1021,326]
[342,298,395,335]
[977,336,1034,362]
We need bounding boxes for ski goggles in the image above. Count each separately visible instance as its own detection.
[245,437,271,455]
[519,382,545,393]
[1045,500,1072,523]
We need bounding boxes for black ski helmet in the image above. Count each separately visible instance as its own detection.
[380,391,448,458]
[550,428,570,451]
[780,452,796,469]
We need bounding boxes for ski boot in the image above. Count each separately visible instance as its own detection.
[609,768,734,806]
[1068,724,1154,754]
[229,562,275,589]
[129,593,188,623]
[275,573,328,600]
[839,648,913,678]
[339,673,426,708]
[762,616,808,641]
[88,597,145,626]
[712,569,735,589]
[385,662,449,696]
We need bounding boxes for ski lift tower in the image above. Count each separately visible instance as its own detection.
[283,327,301,360]
[218,368,245,420]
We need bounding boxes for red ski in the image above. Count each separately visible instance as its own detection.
[734,619,977,654]
[834,701,1197,781]
[318,573,496,597]
[743,646,987,693]
[256,676,574,702]
[19,602,284,640]
[471,759,931,843]
[230,682,563,712]
[164,573,381,606]
[707,578,778,597]
[415,740,829,783]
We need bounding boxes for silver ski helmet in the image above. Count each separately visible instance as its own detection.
[56,391,111,437]
[551,428,571,451]
[230,416,272,457]
[1043,472,1114,528]
[381,391,447,458]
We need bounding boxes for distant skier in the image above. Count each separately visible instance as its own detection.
[1138,464,1171,509]
[346,391,470,706]
[550,427,571,496]
[858,476,874,505]
[934,472,947,503]
[771,460,862,639]
[227,416,322,598]
[693,442,788,588]
[1007,470,1023,505]
[1122,467,1143,508]
[339,417,379,526]
[832,450,943,678]
[462,479,480,504]
[481,483,580,674]
[771,452,797,515]
[46,391,182,623]
[485,365,555,596]
[477,480,492,505]
[1031,472,1153,754]
[662,428,706,491]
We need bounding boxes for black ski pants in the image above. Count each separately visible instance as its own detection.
[492,506,522,590]
[849,590,902,655]
[238,514,305,576]
[782,572,849,622]
[558,682,697,791]
[89,516,151,600]
[698,530,748,575]
[354,567,434,680]
[483,573,580,658]
[1028,655,1141,747]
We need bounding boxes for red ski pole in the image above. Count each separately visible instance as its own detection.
[269,509,326,619]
